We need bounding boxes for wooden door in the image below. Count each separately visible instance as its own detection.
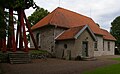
[82,41,88,57]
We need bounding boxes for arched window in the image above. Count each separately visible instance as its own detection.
[36,33,41,48]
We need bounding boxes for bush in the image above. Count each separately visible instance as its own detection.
[0,52,9,63]
[29,50,52,59]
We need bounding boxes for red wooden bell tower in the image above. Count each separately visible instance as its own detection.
[0,0,38,52]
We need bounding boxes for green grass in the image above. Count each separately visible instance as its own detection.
[112,58,120,61]
[83,63,120,74]
[83,58,120,74]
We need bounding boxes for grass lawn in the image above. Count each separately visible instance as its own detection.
[112,58,120,61]
[83,58,120,74]
[83,63,120,74]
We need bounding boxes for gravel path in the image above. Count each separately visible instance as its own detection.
[0,55,120,74]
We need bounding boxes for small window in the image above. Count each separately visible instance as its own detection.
[36,33,41,47]
[103,41,104,51]
[108,42,110,51]
[94,42,97,48]
[94,42,98,51]
[64,44,67,49]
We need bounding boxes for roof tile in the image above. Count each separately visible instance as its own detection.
[31,7,116,41]
[56,25,85,40]
[31,7,103,35]
[101,29,116,41]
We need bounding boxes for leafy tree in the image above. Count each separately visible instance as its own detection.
[0,0,36,9]
[0,7,6,39]
[110,16,120,52]
[28,7,49,27]
[27,7,49,41]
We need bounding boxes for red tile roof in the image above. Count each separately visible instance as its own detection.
[31,7,103,35]
[101,29,116,41]
[31,7,116,41]
[56,25,97,41]
[56,25,85,40]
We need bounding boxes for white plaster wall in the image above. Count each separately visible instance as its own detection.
[94,35,103,56]
[102,40,115,55]
[94,35,115,56]
[30,30,38,48]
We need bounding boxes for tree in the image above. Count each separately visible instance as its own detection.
[110,16,120,52]
[27,7,49,41]
[28,7,49,27]
[0,7,6,39]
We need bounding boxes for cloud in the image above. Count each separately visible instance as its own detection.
[25,0,120,31]
[96,9,120,31]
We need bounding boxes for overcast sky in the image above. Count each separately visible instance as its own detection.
[25,0,120,31]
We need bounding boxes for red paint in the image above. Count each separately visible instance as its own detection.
[24,12,38,50]
[1,7,38,52]
[20,10,28,52]
[10,8,16,52]
[2,38,7,52]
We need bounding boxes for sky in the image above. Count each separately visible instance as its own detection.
[25,0,120,31]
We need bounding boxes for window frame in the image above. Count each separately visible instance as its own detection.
[108,42,110,51]
[94,41,98,51]
[103,40,104,51]
[36,33,41,48]
[64,44,67,49]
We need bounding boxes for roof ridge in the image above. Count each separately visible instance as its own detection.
[58,7,92,20]
[49,8,58,25]
[56,25,97,41]
[101,28,108,31]
[74,25,97,41]
[70,25,85,28]
[101,28,116,41]
[50,7,71,28]
[58,8,71,28]
[31,7,103,35]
